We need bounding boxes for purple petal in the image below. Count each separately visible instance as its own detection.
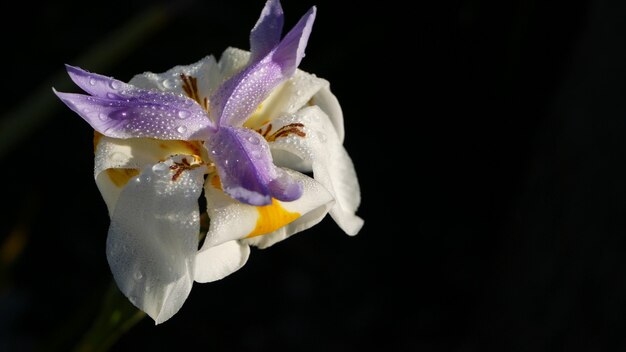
[250,0,284,62]
[210,6,316,128]
[206,126,302,206]
[55,66,215,140]
[271,6,316,76]
[65,64,133,98]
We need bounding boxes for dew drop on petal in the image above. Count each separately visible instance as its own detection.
[134,271,143,280]
[152,163,170,175]
[162,79,174,88]
[89,78,97,86]
[110,152,127,164]
[106,92,117,99]
[247,135,260,145]
[177,110,190,119]
[98,113,108,121]
[177,125,187,134]
[317,131,327,143]
[109,80,121,90]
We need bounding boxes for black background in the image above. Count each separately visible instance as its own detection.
[1,0,626,351]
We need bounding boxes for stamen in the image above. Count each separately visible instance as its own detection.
[168,156,204,181]
[263,123,306,142]
[256,124,273,138]
[180,74,209,112]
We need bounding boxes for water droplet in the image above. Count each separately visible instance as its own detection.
[89,78,97,86]
[109,80,121,90]
[177,125,187,134]
[162,78,174,88]
[251,151,262,159]
[177,110,190,119]
[109,110,128,120]
[295,89,302,96]
[106,92,117,99]
[98,113,107,121]
[211,149,221,156]
[224,159,229,166]
[134,271,143,280]
[317,131,327,142]
[152,163,170,175]
[247,135,260,145]
[110,152,127,164]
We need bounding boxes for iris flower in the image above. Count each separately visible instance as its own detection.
[54,0,362,323]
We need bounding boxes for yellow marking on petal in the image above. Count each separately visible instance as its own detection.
[93,131,103,152]
[244,102,269,129]
[106,169,139,188]
[210,174,222,190]
[246,199,300,238]
[157,140,203,156]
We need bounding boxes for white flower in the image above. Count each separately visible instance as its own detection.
[55,0,362,323]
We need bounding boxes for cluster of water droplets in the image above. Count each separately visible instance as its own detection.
[202,198,250,247]
[86,81,209,139]
[282,71,326,113]
[220,62,279,126]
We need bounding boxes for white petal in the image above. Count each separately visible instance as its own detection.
[129,56,221,102]
[94,134,205,214]
[269,107,363,235]
[106,157,205,324]
[218,47,252,79]
[194,240,250,283]
[311,85,345,143]
[202,169,334,250]
[244,71,329,129]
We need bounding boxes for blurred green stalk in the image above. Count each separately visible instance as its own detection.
[0,4,170,159]
[74,282,146,352]
[14,6,177,350]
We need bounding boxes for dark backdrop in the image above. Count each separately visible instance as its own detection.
[1,0,625,351]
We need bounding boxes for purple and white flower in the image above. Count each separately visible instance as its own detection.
[54,0,362,323]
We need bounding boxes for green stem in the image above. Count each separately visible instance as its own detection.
[73,282,146,352]
[0,4,171,159]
